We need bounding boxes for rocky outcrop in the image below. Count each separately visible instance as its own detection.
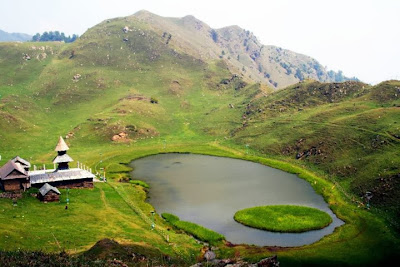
[112,132,128,141]
[191,255,279,267]
[218,75,247,91]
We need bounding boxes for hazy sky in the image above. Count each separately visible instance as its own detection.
[1,0,399,84]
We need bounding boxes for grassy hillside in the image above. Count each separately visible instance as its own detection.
[233,80,400,224]
[0,15,252,162]
[0,11,399,266]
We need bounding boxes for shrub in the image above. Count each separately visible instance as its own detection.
[150,97,158,104]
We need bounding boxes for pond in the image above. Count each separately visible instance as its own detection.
[130,153,344,247]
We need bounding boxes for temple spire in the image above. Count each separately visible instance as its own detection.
[55,136,69,151]
[53,136,73,170]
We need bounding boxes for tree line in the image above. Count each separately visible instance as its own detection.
[31,31,78,43]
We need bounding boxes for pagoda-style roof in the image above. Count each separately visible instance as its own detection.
[0,160,28,180]
[53,154,74,164]
[11,156,31,168]
[55,136,69,151]
[39,183,61,196]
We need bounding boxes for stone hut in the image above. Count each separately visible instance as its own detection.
[38,183,60,202]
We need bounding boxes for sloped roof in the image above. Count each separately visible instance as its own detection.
[52,154,74,164]
[29,168,95,184]
[39,183,61,196]
[12,156,31,168]
[55,136,69,151]
[0,160,28,180]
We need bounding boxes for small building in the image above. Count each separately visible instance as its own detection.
[0,159,30,191]
[38,183,60,202]
[0,137,95,192]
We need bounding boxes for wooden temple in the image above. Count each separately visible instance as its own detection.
[0,136,95,192]
[29,136,95,188]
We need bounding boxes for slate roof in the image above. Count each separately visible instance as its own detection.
[29,168,95,184]
[39,183,61,196]
[55,136,69,151]
[11,156,31,168]
[52,154,74,164]
[0,161,28,180]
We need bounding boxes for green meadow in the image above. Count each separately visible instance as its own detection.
[0,13,399,265]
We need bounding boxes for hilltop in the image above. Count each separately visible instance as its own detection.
[0,10,356,88]
[131,10,357,89]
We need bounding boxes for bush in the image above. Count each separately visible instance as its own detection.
[150,97,158,104]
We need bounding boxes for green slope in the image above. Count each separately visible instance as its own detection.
[0,16,253,162]
[233,80,400,224]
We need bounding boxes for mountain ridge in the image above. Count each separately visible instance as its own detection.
[0,29,32,42]
[129,10,358,89]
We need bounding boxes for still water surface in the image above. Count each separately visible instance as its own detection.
[131,153,344,247]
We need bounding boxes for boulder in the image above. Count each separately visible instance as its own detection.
[73,74,81,81]
[112,132,128,141]
[204,251,216,261]
[122,26,130,33]
[23,54,31,60]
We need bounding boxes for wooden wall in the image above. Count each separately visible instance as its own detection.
[0,179,30,192]
[2,180,22,191]
[33,179,93,189]
[38,191,60,202]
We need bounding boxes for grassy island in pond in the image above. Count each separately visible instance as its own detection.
[234,205,333,233]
